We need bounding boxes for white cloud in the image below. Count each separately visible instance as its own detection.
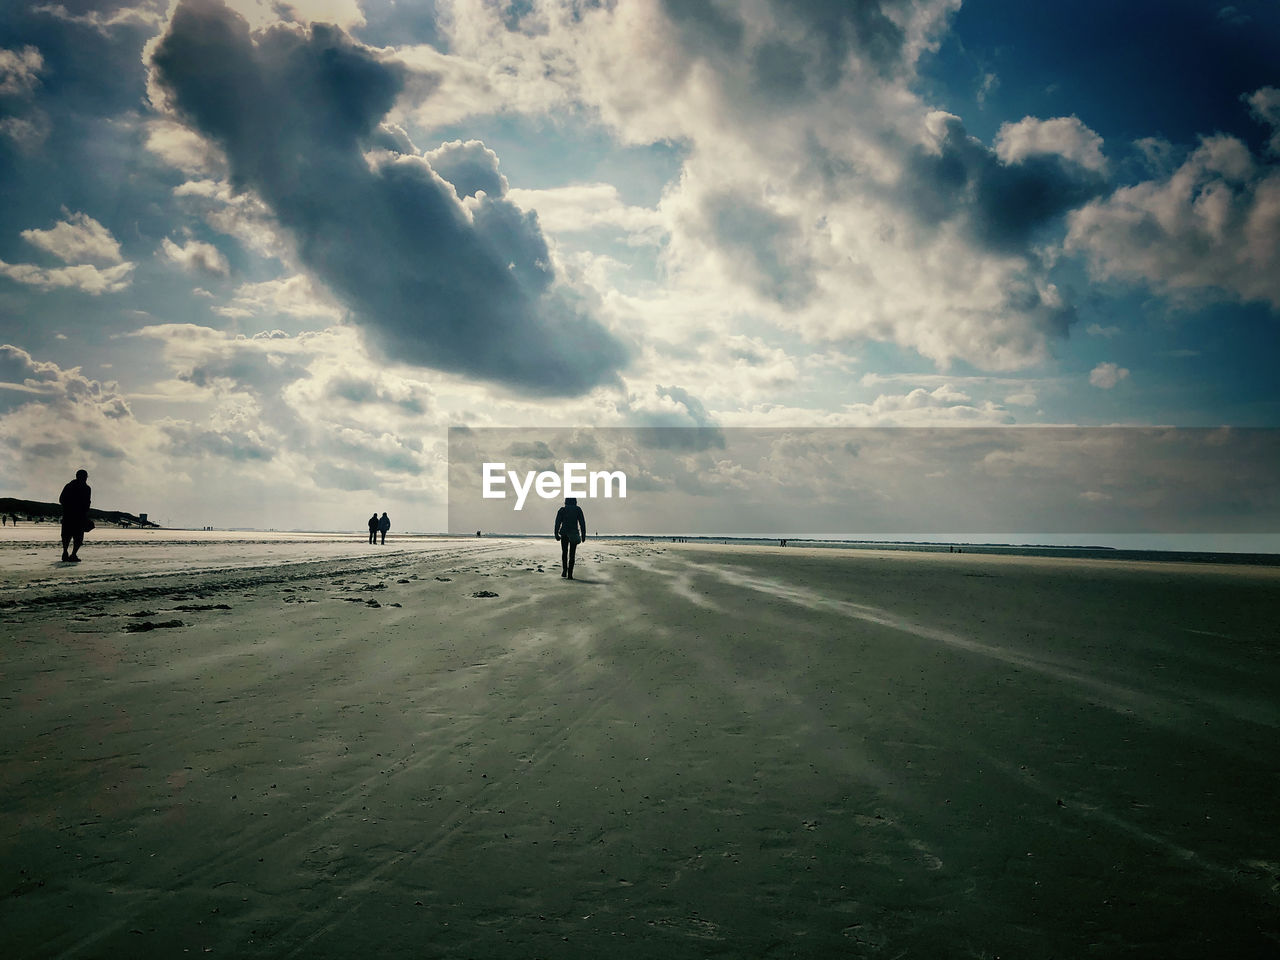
[21,211,124,265]
[1246,87,1280,154]
[1134,136,1180,175]
[213,274,343,320]
[1067,126,1280,308]
[506,184,665,238]
[222,0,365,30]
[0,47,49,149]
[977,71,999,106]
[391,0,1086,374]
[0,260,135,294]
[172,178,291,260]
[718,386,1014,426]
[32,2,166,33]
[161,236,230,276]
[0,345,149,500]
[1,212,134,294]
[1089,362,1129,389]
[995,115,1107,173]
[0,112,51,150]
[145,119,225,176]
[0,45,43,96]
[1086,323,1120,338]
[121,323,449,512]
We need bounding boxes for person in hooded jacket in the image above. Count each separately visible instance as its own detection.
[554,496,586,579]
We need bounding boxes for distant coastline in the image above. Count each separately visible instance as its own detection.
[0,496,159,528]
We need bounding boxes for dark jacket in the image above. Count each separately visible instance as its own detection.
[60,478,92,529]
[555,504,586,540]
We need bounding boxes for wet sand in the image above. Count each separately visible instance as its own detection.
[2,534,1278,958]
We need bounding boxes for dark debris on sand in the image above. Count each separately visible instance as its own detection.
[471,591,499,599]
[124,619,185,633]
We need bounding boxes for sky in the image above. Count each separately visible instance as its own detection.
[0,0,1277,533]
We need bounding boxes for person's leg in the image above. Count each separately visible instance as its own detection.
[68,529,83,561]
[561,538,569,576]
[61,526,70,561]
[567,541,577,578]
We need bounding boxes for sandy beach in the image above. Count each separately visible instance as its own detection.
[2,532,1278,958]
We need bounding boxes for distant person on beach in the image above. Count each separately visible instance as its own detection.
[368,513,378,544]
[378,512,390,544]
[554,496,586,579]
[59,469,92,563]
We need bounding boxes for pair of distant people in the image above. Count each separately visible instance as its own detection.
[367,512,390,544]
[553,496,587,579]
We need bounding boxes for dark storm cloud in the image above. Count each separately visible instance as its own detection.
[507,440,555,459]
[770,0,905,78]
[325,432,423,474]
[659,0,904,93]
[326,376,428,414]
[0,3,160,263]
[698,193,815,308]
[178,349,310,393]
[162,423,274,461]
[368,121,417,154]
[314,461,375,492]
[906,114,1108,255]
[150,0,629,395]
[636,385,726,451]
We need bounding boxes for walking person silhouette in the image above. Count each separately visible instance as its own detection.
[367,513,378,544]
[554,496,586,579]
[59,468,92,563]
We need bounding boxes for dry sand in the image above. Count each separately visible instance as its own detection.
[1,531,1278,958]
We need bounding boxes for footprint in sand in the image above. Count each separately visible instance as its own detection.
[472,590,499,598]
